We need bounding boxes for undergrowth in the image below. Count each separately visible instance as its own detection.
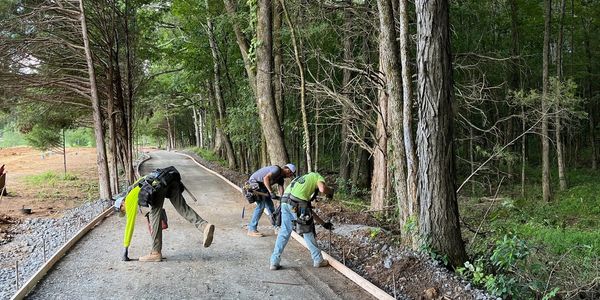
[188,147,227,167]
[460,167,600,299]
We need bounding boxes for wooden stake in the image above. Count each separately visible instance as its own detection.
[15,260,19,289]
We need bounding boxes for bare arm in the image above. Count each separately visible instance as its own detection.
[263,173,274,194]
[317,181,333,196]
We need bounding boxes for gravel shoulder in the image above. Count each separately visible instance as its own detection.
[26,150,373,299]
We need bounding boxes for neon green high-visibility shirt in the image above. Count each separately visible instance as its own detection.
[123,177,144,248]
[286,172,325,201]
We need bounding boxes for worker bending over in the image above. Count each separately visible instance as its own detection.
[114,166,215,262]
[270,172,334,270]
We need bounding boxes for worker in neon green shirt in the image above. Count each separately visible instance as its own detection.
[114,166,215,262]
[270,172,334,270]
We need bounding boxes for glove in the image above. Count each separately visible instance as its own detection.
[322,222,334,230]
[326,190,334,199]
[270,192,280,200]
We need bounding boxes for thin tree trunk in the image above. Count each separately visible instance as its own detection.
[398,0,419,246]
[556,0,567,191]
[281,0,312,171]
[223,0,257,96]
[124,0,135,183]
[106,47,119,195]
[522,105,526,197]
[256,0,289,166]
[541,0,552,202]
[416,0,467,267]
[273,0,284,123]
[583,26,596,170]
[192,106,201,148]
[338,6,353,186]
[79,0,111,200]
[206,3,236,169]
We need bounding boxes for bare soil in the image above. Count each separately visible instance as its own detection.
[0,147,97,244]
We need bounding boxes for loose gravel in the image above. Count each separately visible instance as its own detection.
[0,199,111,300]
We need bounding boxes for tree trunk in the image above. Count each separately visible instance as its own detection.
[583,26,596,170]
[192,106,201,148]
[206,4,237,169]
[223,0,257,96]
[281,0,312,172]
[416,0,467,267]
[376,0,409,233]
[79,0,111,200]
[541,0,552,202]
[106,46,119,195]
[556,0,567,191]
[398,0,419,247]
[256,0,289,166]
[273,0,284,123]
[124,0,135,183]
[339,6,352,187]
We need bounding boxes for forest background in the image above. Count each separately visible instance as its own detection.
[1,0,599,298]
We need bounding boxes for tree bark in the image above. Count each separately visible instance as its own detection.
[273,0,284,123]
[556,0,567,191]
[416,0,467,267]
[541,0,552,202]
[398,0,419,247]
[339,6,353,187]
[256,0,289,166]
[376,0,409,233]
[79,0,111,200]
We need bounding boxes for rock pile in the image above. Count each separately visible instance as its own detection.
[0,199,110,299]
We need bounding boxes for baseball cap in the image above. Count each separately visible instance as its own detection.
[284,163,296,174]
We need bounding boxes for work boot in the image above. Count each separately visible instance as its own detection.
[313,259,329,268]
[139,251,162,262]
[203,223,215,248]
[247,230,264,237]
[270,264,281,271]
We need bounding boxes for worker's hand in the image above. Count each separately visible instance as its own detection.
[322,222,334,230]
[270,192,280,200]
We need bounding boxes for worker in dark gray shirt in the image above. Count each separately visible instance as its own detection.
[246,163,296,237]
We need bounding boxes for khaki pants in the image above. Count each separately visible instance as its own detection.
[150,183,206,252]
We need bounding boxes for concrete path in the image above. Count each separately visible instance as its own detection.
[27,151,373,299]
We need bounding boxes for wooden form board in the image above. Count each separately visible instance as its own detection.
[179,152,395,300]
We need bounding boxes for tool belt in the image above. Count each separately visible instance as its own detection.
[242,180,261,204]
[282,194,314,234]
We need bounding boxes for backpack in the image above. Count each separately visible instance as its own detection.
[138,166,181,207]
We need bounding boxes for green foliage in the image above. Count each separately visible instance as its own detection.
[369,227,381,239]
[0,128,26,147]
[66,127,93,147]
[24,125,62,151]
[457,235,528,298]
[190,147,227,167]
[490,235,529,271]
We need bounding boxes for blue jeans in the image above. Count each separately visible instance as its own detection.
[270,203,323,266]
[248,196,275,232]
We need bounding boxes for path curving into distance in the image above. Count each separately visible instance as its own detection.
[26,150,373,299]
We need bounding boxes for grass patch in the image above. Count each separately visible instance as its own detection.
[22,171,94,201]
[188,147,227,167]
[24,171,79,186]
